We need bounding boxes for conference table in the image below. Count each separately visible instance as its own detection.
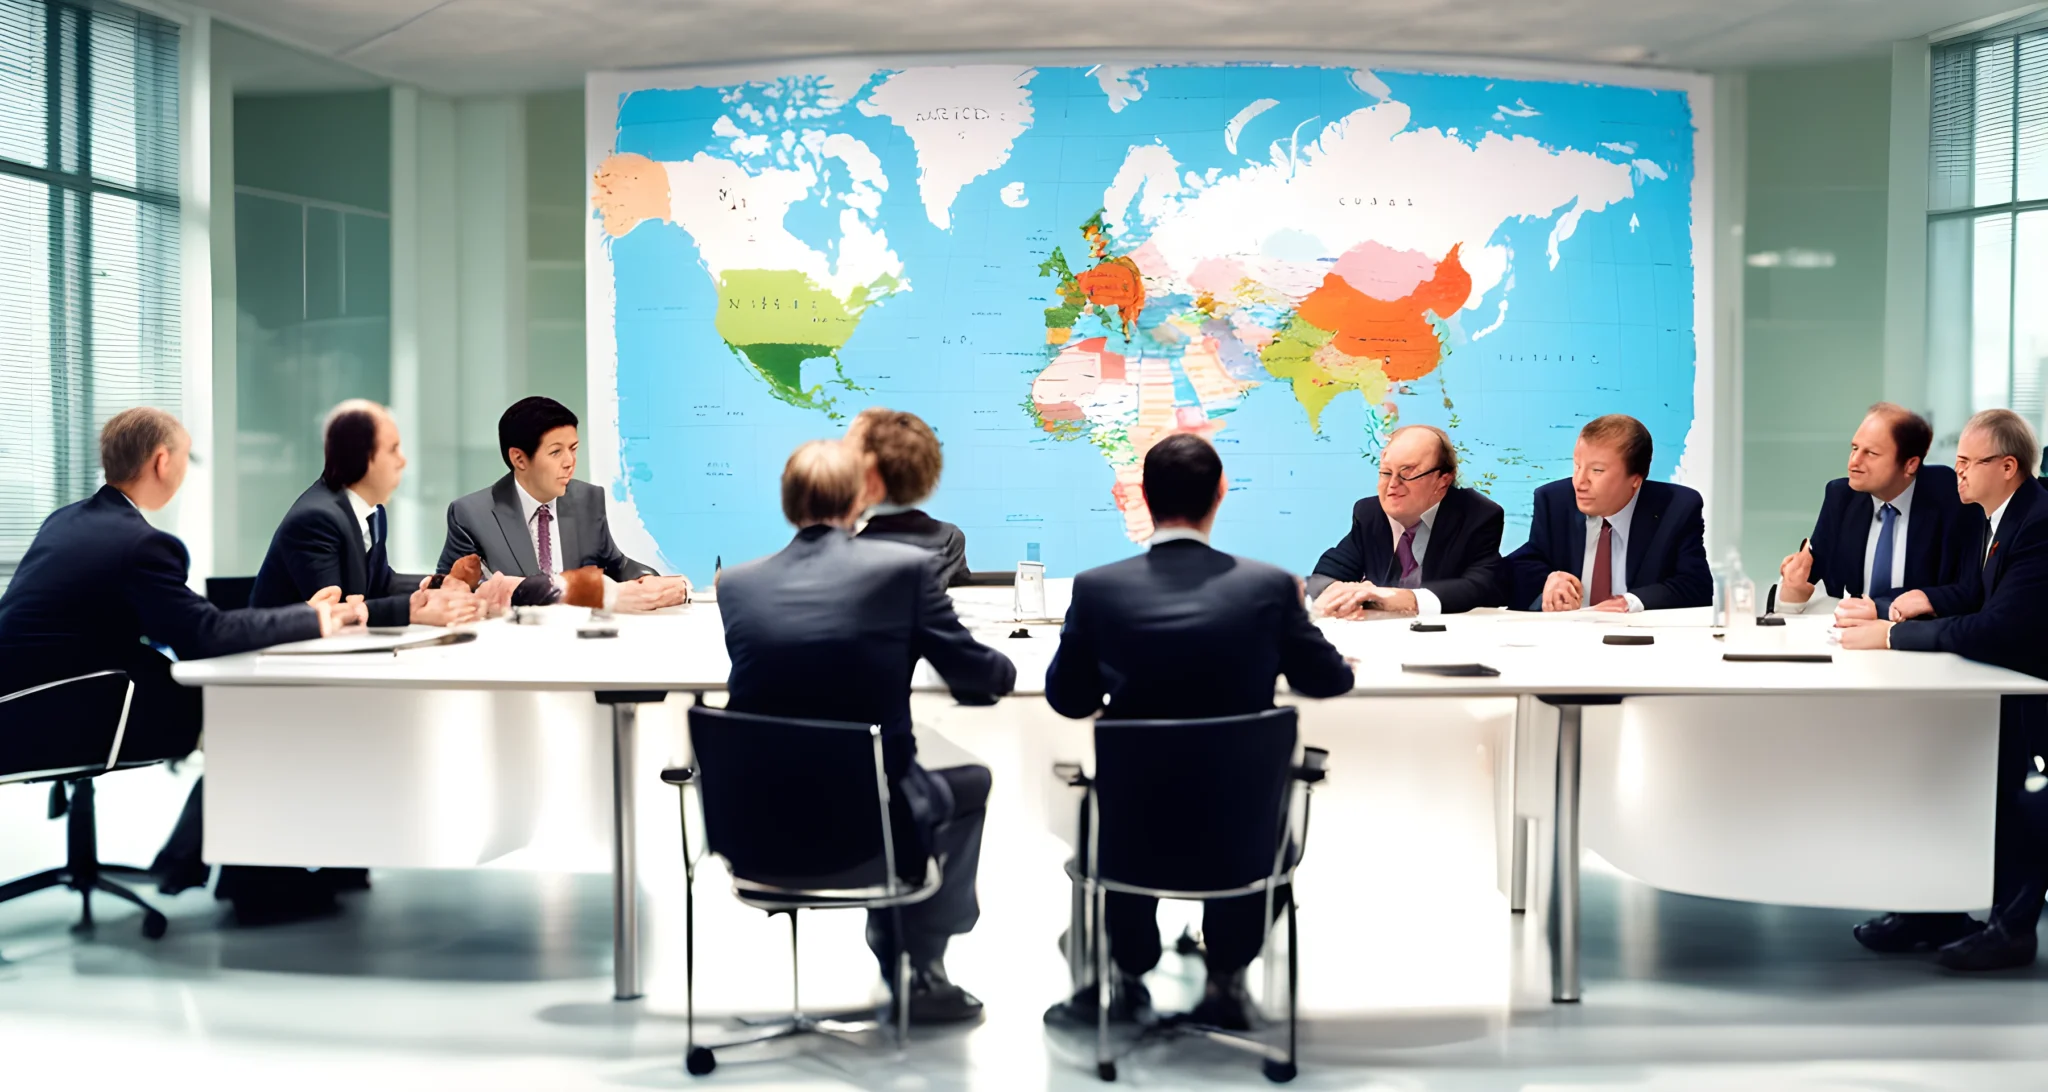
[171,585,2048,1006]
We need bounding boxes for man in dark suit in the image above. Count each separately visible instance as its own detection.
[251,400,477,628]
[1307,423,1505,616]
[1840,409,2048,971]
[1044,433,1356,1031]
[0,409,350,892]
[1505,413,1711,612]
[439,397,689,610]
[848,407,969,587]
[1777,404,1975,618]
[718,438,1016,1024]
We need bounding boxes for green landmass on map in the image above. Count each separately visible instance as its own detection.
[714,268,896,411]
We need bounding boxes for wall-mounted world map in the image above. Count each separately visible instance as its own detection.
[589,61,1705,578]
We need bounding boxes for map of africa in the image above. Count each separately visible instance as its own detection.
[589,62,1704,579]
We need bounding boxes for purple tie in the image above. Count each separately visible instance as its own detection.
[536,504,554,575]
[1395,523,1421,588]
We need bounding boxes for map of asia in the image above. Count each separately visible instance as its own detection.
[590,62,1703,579]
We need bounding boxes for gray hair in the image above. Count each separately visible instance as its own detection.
[1965,408,2040,479]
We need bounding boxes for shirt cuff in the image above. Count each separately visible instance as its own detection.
[1412,587,1442,617]
[1623,593,1645,614]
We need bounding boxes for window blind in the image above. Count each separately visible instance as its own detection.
[0,0,179,586]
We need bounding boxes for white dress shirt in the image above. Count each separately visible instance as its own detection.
[1390,501,1445,617]
[344,488,378,553]
[1579,488,1645,613]
[1148,527,1210,547]
[515,481,564,576]
[1782,478,1915,613]
[1987,491,2015,562]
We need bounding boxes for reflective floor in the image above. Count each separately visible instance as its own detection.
[7,757,2048,1090]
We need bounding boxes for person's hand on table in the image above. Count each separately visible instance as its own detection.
[475,572,521,617]
[1360,586,1419,615]
[1590,595,1631,613]
[1541,571,1583,612]
[310,597,355,638]
[1888,589,1933,622]
[306,585,342,608]
[1778,545,1815,604]
[410,581,480,627]
[1312,581,1373,618]
[636,573,692,609]
[1836,617,1894,650]
[341,594,368,627]
[1833,595,1878,625]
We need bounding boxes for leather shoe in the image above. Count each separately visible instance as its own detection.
[1180,968,1257,1032]
[1853,912,1980,954]
[1043,974,1153,1028]
[1936,919,2038,972]
[890,961,984,1025]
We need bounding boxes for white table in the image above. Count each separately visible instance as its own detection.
[172,592,2048,1004]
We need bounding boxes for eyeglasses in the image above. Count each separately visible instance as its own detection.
[1955,454,2016,472]
[1378,465,1447,484]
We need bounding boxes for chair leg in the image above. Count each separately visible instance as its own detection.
[90,877,168,939]
[1286,898,1298,1068]
[682,870,714,1077]
[1095,883,1114,1081]
[0,868,69,906]
[891,903,909,1049]
[787,910,802,1024]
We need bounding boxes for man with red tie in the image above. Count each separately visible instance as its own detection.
[1505,414,1712,612]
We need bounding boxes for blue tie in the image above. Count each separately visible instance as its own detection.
[366,505,389,582]
[1869,502,1897,601]
[369,505,387,549]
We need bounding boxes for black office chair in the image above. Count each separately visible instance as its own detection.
[203,576,256,611]
[661,704,942,1078]
[0,670,170,940]
[1065,708,1322,1084]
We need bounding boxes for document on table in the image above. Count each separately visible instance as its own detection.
[259,627,461,655]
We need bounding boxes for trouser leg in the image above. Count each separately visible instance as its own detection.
[1991,696,2048,932]
[869,764,990,970]
[1200,884,1292,976]
[1105,893,1164,978]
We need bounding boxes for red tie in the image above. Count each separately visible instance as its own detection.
[536,504,554,575]
[1591,519,1615,606]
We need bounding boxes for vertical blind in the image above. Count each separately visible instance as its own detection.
[0,0,179,585]
[1929,31,2048,440]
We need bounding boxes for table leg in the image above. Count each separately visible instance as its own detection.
[612,702,642,1002]
[1549,703,1583,1003]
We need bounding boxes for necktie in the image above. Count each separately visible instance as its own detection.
[1394,523,1421,589]
[1590,519,1615,606]
[369,505,386,550]
[366,505,389,582]
[536,504,554,575]
[1868,502,1897,601]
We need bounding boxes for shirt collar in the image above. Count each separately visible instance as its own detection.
[344,487,379,528]
[1389,500,1442,538]
[1990,492,2016,536]
[1872,476,1916,517]
[514,480,555,524]
[866,501,917,519]
[1148,527,1210,547]
[1592,487,1642,541]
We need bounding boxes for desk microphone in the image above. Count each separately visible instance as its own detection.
[1758,582,1787,626]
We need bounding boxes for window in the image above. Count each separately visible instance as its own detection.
[0,0,179,585]
[1929,30,2048,450]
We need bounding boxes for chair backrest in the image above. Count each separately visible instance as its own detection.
[0,671,134,784]
[686,705,896,893]
[205,576,256,611]
[1092,708,1299,895]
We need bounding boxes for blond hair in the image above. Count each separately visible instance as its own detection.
[780,440,863,526]
[100,407,185,484]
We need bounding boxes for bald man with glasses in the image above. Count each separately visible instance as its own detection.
[1307,424,1507,617]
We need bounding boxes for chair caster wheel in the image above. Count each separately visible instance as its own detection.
[685,1046,716,1076]
[1262,1059,1297,1083]
[1096,1060,1117,1081]
[141,912,168,940]
[1174,928,1202,956]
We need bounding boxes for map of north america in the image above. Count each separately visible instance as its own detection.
[593,63,1698,577]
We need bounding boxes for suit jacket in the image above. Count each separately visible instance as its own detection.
[1801,465,1977,616]
[1304,486,1506,612]
[250,481,418,627]
[1505,478,1711,611]
[438,475,656,582]
[1046,539,1355,721]
[717,525,1016,779]
[0,485,319,673]
[859,509,969,588]
[1893,478,2048,680]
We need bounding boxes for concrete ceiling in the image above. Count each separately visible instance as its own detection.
[193,0,2037,96]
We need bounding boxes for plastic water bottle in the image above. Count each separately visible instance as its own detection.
[1710,551,1731,628]
[1726,550,1758,645]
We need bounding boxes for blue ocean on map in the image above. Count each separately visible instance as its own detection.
[596,63,1697,578]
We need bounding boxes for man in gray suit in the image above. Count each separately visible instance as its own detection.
[439,397,689,608]
[719,438,1016,1024]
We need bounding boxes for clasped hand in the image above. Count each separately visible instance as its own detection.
[1312,581,1415,619]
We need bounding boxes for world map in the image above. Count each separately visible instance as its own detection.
[590,62,1702,578]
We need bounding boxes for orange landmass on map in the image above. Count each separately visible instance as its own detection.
[1297,244,1471,381]
[1075,256,1146,339]
[591,153,671,238]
